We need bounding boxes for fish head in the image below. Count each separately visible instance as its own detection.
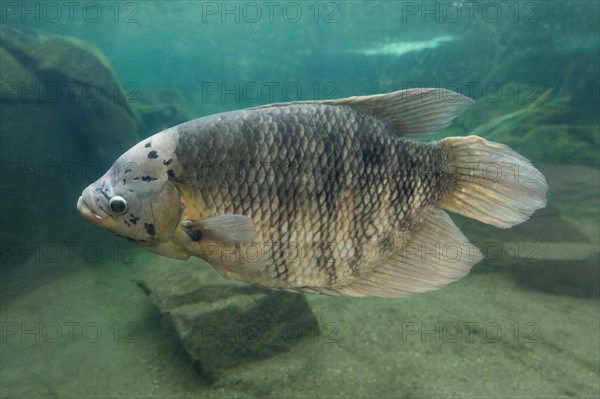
[77,131,188,257]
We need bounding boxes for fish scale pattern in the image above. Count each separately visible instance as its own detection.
[172,103,453,289]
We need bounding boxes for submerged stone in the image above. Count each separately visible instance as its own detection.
[136,263,318,384]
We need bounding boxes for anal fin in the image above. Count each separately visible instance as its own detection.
[331,207,483,298]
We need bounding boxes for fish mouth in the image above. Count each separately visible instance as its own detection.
[77,188,109,223]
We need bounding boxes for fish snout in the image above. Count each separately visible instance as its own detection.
[77,186,109,223]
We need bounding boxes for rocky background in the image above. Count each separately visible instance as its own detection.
[0,27,191,273]
[0,26,138,248]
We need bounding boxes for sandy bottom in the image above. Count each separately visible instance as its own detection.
[1,164,599,398]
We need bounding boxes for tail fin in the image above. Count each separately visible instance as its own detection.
[439,135,548,228]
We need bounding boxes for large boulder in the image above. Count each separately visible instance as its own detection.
[0,27,139,268]
[136,262,318,384]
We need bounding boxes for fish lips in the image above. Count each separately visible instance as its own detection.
[77,186,109,223]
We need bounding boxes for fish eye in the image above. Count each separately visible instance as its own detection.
[108,195,128,215]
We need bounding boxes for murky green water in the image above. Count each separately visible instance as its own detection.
[1,1,598,398]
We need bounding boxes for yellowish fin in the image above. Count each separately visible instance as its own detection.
[330,208,483,298]
[439,135,548,228]
[182,214,257,244]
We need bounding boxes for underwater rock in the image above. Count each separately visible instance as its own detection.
[0,26,139,160]
[0,26,139,266]
[136,263,318,384]
[131,89,193,136]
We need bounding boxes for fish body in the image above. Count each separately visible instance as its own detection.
[77,88,548,297]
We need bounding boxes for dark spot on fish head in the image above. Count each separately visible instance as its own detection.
[144,223,156,237]
[182,224,202,242]
[141,175,158,182]
[128,213,140,225]
[163,158,173,166]
[144,141,152,148]
[167,170,176,179]
[147,151,158,159]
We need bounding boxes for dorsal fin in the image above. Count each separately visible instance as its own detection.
[249,88,474,137]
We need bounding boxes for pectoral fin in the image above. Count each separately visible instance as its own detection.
[181,214,257,244]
